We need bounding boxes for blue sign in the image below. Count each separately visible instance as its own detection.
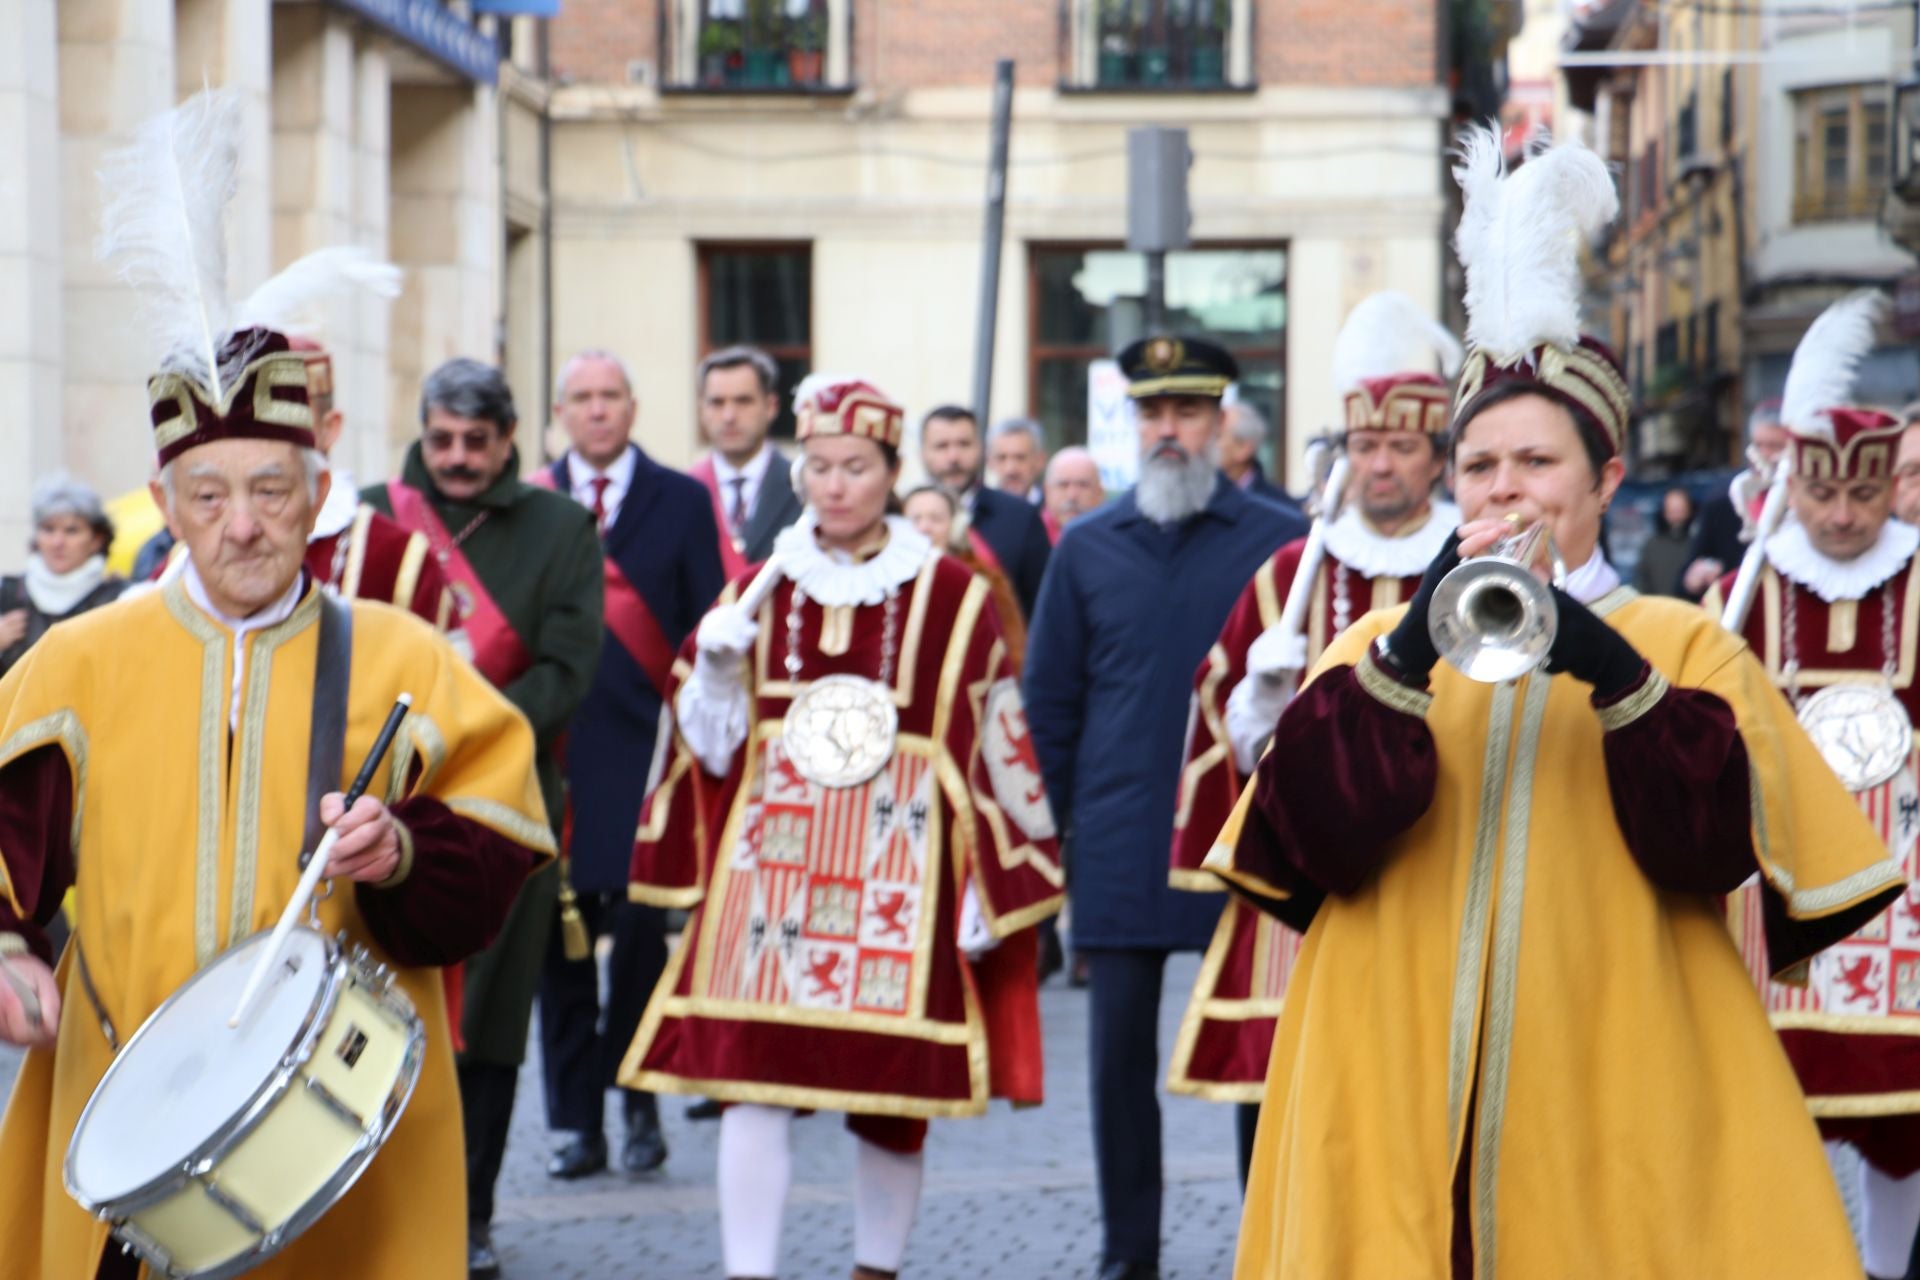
[472,0,561,13]
[323,0,500,84]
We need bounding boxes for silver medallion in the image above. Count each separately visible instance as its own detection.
[782,674,898,789]
[1797,683,1914,793]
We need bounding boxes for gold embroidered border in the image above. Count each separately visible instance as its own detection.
[375,818,416,889]
[1589,586,1639,619]
[1806,1090,1920,1118]
[1771,1010,1920,1037]
[1127,373,1231,399]
[0,711,90,915]
[1446,680,1516,1148]
[229,591,323,946]
[1356,649,1433,718]
[623,1069,991,1120]
[449,796,558,856]
[1472,674,1552,1279]
[165,579,228,966]
[1253,555,1284,628]
[341,504,375,600]
[1595,669,1669,731]
[392,523,430,611]
[1167,899,1239,1096]
[629,881,704,909]
[1781,858,1905,916]
[1169,866,1224,893]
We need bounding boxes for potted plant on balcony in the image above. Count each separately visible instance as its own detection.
[699,19,742,87]
[789,10,826,86]
[744,0,788,86]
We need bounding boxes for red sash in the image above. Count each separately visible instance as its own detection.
[966,526,1004,576]
[527,468,679,696]
[689,455,751,581]
[384,482,533,687]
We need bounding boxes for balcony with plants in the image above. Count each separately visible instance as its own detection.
[673,0,842,93]
[1072,0,1244,91]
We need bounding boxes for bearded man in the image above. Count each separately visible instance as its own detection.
[1024,334,1306,1280]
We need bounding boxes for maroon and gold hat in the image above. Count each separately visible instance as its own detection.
[795,376,905,449]
[1332,292,1463,435]
[148,328,316,467]
[1780,291,1894,483]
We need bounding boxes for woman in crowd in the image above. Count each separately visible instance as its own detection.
[901,482,1028,672]
[0,474,125,678]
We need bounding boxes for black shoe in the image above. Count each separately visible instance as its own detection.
[1069,952,1091,989]
[1096,1264,1159,1280]
[686,1096,724,1121]
[1037,921,1064,985]
[545,1131,608,1180]
[621,1095,669,1173]
[468,1224,501,1278]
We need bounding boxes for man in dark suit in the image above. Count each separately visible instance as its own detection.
[1218,401,1304,519]
[688,346,805,578]
[921,404,1052,618]
[537,350,726,1181]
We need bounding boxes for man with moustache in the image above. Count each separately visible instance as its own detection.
[689,346,804,579]
[1024,335,1305,1280]
[1167,290,1461,1188]
[921,405,1053,617]
[364,358,605,1277]
[533,350,724,1182]
[987,416,1048,502]
[1041,446,1106,542]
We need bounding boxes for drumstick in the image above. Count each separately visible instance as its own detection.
[228,693,414,1029]
[0,952,40,1032]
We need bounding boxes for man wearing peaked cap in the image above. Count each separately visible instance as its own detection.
[1025,333,1305,1280]
[1166,291,1461,1188]
[1708,292,1920,1280]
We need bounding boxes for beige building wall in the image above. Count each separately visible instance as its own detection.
[548,83,1448,484]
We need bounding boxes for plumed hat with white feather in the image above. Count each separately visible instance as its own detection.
[95,89,400,466]
[1332,290,1463,435]
[1448,126,1631,458]
[1777,291,1899,483]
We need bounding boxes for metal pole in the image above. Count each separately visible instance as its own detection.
[1145,250,1166,332]
[971,59,1015,423]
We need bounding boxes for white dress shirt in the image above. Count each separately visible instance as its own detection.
[182,558,306,731]
[710,443,774,534]
[567,445,637,531]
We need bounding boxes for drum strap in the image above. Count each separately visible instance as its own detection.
[304,594,354,858]
[71,938,117,1052]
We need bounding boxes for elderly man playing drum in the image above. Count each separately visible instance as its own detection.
[0,325,553,1280]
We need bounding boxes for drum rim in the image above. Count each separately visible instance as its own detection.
[63,927,344,1215]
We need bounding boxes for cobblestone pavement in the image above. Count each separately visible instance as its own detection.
[0,953,1242,1279]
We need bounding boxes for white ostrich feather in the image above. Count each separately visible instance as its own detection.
[95,88,242,398]
[234,246,402,341]
[1330,290,1464,394]
[1451,124,1618,360]
[1779,290,1885,437]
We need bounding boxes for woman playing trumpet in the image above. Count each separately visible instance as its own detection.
[1212,128,1899,1278]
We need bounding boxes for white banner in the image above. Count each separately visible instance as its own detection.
[1086,359,1138,494]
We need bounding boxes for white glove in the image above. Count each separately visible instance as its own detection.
[1245,625,1308,678]
[693,603,759,688]
[958,884,999,960]
[678,603,759,776]
[1224,671,1292,775]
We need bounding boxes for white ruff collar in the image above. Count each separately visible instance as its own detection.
[311,466,357,540]
[1322,500,1461,578]
[772,512,934,607]
[1765,518,1919,603]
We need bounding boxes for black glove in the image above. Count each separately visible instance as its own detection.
[1379,530,1461,685]
[1544,586,1645,699]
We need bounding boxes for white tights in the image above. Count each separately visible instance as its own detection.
[1858,1156,1920,1279]
[716,1105,926,1278]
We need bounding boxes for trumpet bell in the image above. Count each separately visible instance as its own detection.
[1427,556,1559,684]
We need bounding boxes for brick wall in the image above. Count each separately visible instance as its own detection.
[1256,0,1437,88]
[547,1,1439,91]
[551,0,655,86]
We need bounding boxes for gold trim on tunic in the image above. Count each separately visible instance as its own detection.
[1446,680,1516,1148]
[0,711,90,914]
[341,504,375,599]
[1356,648,1434,718]
[1758,561,1920,689]
[1595,670,1669,732]
[163,579,229,966]
[449,797,558,855]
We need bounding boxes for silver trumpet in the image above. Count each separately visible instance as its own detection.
[1427,517,1567,683]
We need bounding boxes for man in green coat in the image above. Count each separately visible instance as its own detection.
[364,357,604,1278]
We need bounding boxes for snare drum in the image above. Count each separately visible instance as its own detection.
[65,927,424,1280]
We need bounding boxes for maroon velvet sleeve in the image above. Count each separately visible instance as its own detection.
[353,795,539,967]
[0,746,74,963]
[1249,663,1438,897]
[1597,675,1759,895]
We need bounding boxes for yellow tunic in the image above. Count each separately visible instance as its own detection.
[1211,591,1899,1279]
[0,580,552,1280]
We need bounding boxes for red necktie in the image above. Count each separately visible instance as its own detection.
[590,476,612,532]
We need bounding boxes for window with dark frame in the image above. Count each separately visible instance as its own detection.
[698,243,812,441]
[1027,243,1287,475]
[1093,0,1234,89]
